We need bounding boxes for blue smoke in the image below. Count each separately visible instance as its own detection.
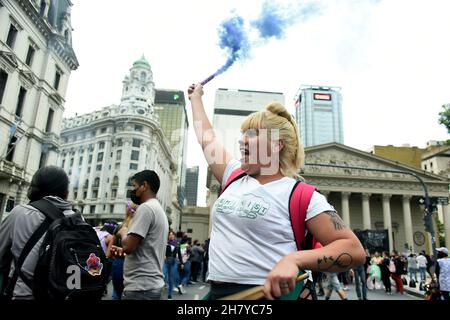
[214,15,250,77]
[252,1,321,40]
[202,2,322,84]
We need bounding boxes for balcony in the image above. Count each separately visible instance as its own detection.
[42,132,60,151]
[0,159,26,183]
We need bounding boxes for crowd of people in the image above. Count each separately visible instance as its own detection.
[0,82,448,301]
[312,248,450,300]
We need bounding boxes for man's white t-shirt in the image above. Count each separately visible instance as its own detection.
[208,159,336,285]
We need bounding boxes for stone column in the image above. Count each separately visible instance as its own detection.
[341,192,351,228]
[362,193,371,230]
[382,194,393,252]
[443,203,450,249]
[402,195,414,251]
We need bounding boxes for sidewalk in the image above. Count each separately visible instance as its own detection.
[395,274,428,299]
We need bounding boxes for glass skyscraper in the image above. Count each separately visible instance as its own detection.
[295,85,344,147]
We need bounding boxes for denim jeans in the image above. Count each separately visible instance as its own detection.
[111,257,124,300]
[163,257,177,298]
[418,267,427,282]
[354,266,367,299]
[177,260,191,286]
[122,287,163,300]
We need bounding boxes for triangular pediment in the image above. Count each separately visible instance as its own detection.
[0,50,18,73]
[304,143,448,182]
[18,69,37,89]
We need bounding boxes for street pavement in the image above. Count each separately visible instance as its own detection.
[104,280,420,300]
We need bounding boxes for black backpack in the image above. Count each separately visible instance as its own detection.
[8,199,111,300]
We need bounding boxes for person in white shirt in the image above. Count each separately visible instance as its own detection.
[187,83,365,300]
[436,247,450,300]
[416,252,428,283]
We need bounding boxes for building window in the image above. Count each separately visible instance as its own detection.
[117,139,123,147]
[54,69,61,90]
[90,205,95,214]
[69,158,74,167]
[100,127,107,134]
[92,190,98,198]
[39,0,47,17]
[15,87,27,117]
[6,24,18,48]
[132,139,141,148]
[99,141,105,149]
[131,150,139,161]
[97,152,103,162]
[115,163,120,170]
[116,150,122,161]
[25,45,36,67]
[130,163,138,170]
[87,167,91,173]
[0,69,8,104]
[111,189,117,199]
[78,156,83,165]
[83,192,87,199]
[38,152,47,168]
[93,177,100,187]
[110,205,114,213]
[45,108,54,132]
[135,125,143,132]
[73,191,77,200]
[6,198,15,212]
[424,164,427,170]
[62,159,65,168]
[88,154,93,164]
[96,164,102,171]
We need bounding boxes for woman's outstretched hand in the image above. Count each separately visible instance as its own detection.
[188,83,204,100]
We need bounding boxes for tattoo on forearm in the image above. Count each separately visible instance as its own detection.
[324,211,346,230]
[317,253,353,271]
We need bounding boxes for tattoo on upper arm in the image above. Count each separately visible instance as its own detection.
[324,211,346,230]
[317,253,353,271]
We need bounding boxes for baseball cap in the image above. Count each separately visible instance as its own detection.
[436,247,449,255]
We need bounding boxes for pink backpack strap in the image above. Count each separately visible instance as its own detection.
[289,181,317,250]
[220,168,247,196]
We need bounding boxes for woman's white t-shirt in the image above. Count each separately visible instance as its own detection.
[208,159,336,285]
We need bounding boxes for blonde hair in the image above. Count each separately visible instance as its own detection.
[240,102,304,178]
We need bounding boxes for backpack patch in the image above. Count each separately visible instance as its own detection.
[85,253,104,276]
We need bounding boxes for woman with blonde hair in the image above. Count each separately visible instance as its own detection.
[188,83,365,300]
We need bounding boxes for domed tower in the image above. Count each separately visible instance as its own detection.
[121,55,156,109]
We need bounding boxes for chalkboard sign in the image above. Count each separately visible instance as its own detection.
[355,230,389,253]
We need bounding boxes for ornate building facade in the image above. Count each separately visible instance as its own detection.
[0,0,78,221]
[59,57,176,225]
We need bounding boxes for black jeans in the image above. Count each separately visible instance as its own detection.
[209,282,255,300]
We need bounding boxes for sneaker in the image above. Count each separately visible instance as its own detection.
[178,284,186,294]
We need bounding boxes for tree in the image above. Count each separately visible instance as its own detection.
[438,104,450,133]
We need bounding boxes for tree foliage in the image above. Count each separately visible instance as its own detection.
[438,104,450,133]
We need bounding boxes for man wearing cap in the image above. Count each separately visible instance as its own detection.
[435,247,449,300]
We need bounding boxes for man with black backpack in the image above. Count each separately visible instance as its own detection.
[0,166,110,300]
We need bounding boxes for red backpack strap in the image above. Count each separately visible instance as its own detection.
[289,181,317,250]
[220,168,247,196]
